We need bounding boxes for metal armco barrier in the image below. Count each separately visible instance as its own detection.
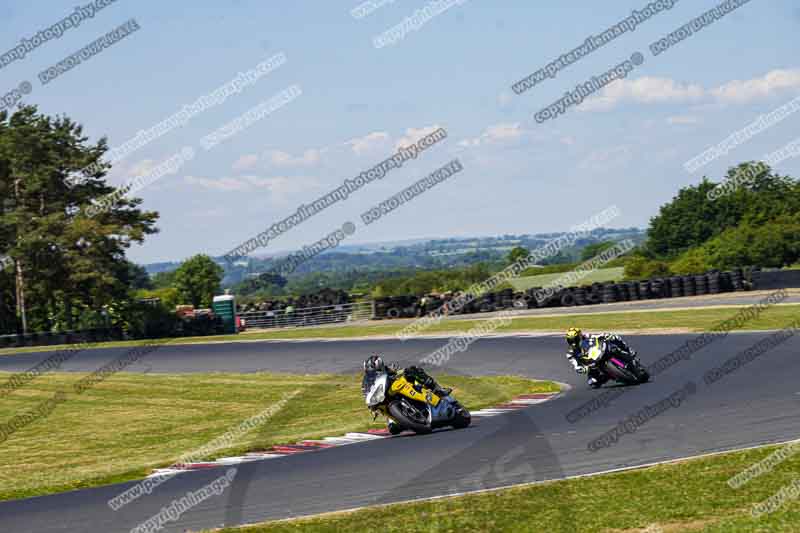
[238,301,374,330]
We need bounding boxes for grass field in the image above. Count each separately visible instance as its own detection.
[209,441,800,532]
[0,372,556,502]
[2,303,798,357]
[509,267,625,291]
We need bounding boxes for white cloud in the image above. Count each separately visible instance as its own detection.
[184,175,320,196]
[185,175,251,192]
[109,158,180,189]
[580,68,800,112]
[485,123,523,141]
[128,159,158,176]
[232,154,259,171]
[581,77,705,112]
[458,123,523,147]
[345,131,390,155]
[266,148,322,167]
[106,158,158,184]
[710,68,800,104]
[497,90,513,109]
[667,115,701,125]
[457,138,481,148]
[246,175,320,196]
[395,125,444,150]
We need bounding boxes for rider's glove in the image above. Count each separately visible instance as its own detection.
[576,366,587,374]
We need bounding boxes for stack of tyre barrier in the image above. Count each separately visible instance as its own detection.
[370,267,766,320]
[602,283,618,304]
[176,312,224,337]
[682,275,696,297]
[382,295,423,319]
[695,274,708,295]
[708,271,722,294]
[238,289,353,314]
[730,267,746,291]
[669,276,683,298]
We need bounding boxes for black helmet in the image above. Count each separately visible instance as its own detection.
[363,354,386,373]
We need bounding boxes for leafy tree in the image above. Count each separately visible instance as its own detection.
[0,106,158,333]
[691,217,800,270]
[623,256,671,280]
[540,249,577,265]
[645,178,725,258]
[259,272,288,287]
[151,270,177,289]
[580,241,616,261]
[669,248,713,275]
[125,261,153,290]
[137,287,181,310]
[506,246,530,264]
[645,163,798,259]
[174,254,224,308]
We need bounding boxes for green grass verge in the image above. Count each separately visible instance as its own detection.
[2,303,798,357]
[510,267,625,291]
[0,372,556,502]
[209,442,800,532]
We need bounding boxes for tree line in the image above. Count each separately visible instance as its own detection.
[625,162,800,279]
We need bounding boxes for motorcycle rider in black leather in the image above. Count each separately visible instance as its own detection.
[361,354,452,397]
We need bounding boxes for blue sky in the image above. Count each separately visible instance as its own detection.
[1,0,798,264]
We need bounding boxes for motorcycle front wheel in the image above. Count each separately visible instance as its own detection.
[388,399,432,434]
[634,360,650,383]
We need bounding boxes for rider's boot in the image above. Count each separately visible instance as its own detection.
[587,369,608,389]
[387,419,403,435]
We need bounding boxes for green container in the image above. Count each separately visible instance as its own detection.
[212,295,237,334]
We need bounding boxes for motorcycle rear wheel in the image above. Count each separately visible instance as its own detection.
[388,400,432,434]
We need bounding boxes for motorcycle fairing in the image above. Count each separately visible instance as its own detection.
[609,357,626,368]
[390,375,441,406]
[365,373,389,407]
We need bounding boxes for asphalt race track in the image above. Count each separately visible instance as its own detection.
[1,331,800,532]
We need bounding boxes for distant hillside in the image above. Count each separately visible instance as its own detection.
[142,227,646,287]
